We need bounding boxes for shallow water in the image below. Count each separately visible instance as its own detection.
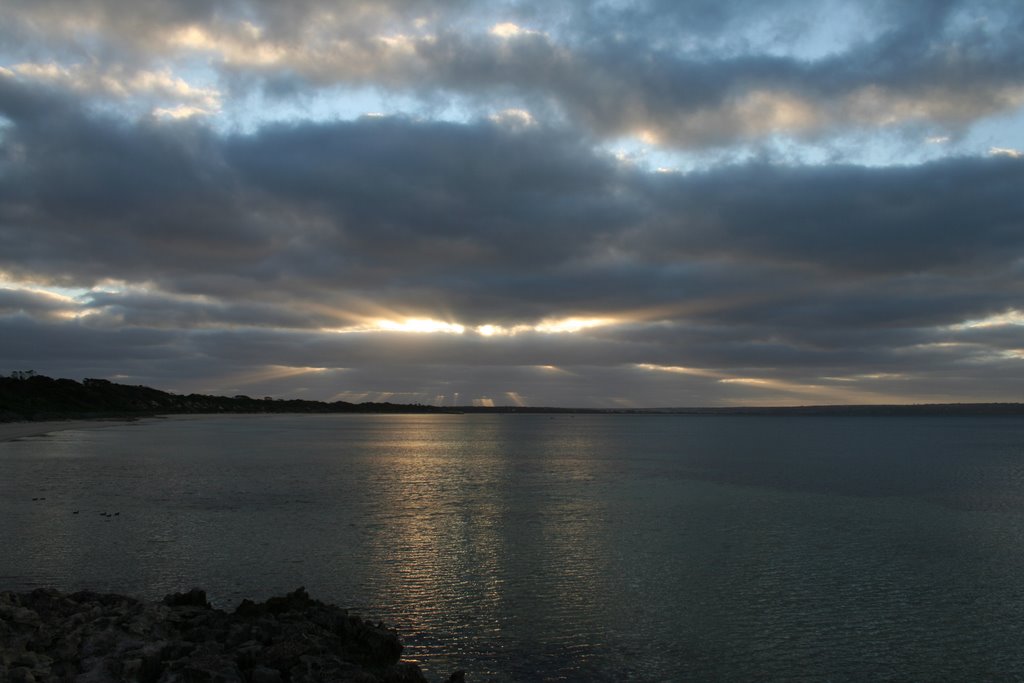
[2,414,1024,681]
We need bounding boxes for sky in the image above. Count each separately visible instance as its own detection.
[0,0,1022,408]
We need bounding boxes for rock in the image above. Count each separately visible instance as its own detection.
[0,588,432,683]
[162,589,210,609]
[162,647,244,683]
[120,657,144,679]
[384,662,435,682]
[8,666,36,683]
[4,606,41,627]
[262,587,313,615]
[250,665,283,683]
[11,650,41,668]
[232,642,263,670]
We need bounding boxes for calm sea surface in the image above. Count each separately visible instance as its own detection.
[3,414,1024,681]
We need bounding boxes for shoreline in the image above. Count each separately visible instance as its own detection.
[4,404,1024,444]
[0,418,148,443]
[0,414,314,444]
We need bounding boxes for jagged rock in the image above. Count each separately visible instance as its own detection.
[0,588,444,683]
[385,662,436,682]
[250,665,283,683]
[162,588,210,609]
[7,666,35,683]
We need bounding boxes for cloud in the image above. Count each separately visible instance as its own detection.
[0,286,79,320]
[2,74,1022,310]
[9,61,221,113]
[3,1,1022,148]
[1,0,1023,405]
[629,155,1024,274]
[990,146,1023,158]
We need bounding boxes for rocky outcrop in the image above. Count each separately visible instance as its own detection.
[0,587,437,683]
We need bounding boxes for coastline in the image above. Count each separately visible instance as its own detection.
[0,414,315,444]
[0,418,146,443]
[4,404,1024,446]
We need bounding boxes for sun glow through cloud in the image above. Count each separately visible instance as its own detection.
[952,309,1024,329]
[489,22,540,38]
[634,364,721,378]
[633,363,927,405]
[533,317,617,334]
[373,318,466,334]
[989,147,1023,158]
[324,316,619,337]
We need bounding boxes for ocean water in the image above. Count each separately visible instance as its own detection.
[3,414,1024,681]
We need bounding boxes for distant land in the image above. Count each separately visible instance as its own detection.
[2,373,1023,422]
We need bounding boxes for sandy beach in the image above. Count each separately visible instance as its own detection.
[0,418,144,443]
[0,415,246,443]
